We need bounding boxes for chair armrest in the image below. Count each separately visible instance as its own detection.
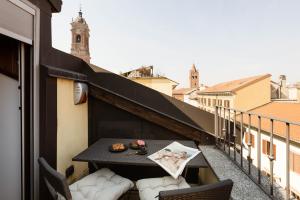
[159,186,211,200]
[159,179,233,200]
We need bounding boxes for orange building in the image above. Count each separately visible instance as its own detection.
[197,74,271,112]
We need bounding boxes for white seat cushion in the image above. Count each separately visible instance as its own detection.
[136,176,190,200]
[69,168,134,200]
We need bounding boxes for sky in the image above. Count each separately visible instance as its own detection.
[52,0,300,87]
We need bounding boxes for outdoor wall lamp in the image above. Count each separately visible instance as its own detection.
[74,82,88,105]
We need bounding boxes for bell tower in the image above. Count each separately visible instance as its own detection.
[71,8,91,63]
[189,64,199,88]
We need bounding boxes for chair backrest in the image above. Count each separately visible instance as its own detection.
[159,179,234,200]
[38,157,72,200]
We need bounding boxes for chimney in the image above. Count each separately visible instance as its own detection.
[279,75,287,98]
[279,75,286,87]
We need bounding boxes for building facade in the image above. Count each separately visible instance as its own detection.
[240,102,300,198]
[287,83,300,102]
[172,88,197,103]
[122,66,178,96]
[197,74,271,113]
[70,9,91,63]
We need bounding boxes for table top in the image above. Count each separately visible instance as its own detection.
[73,138,208,168]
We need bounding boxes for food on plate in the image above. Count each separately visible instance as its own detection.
[137,140,145,146]
[112,143,125,151]
[129,140,146,150]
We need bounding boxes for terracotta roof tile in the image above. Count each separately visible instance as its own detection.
[241,102,300,143]
[200,74,271,94]
[173,88,197,95]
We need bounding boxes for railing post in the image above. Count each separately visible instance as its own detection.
[240,112,244,168]
[257,116,262,184]
[269,119,275,196]
[219,106,222,147]
[212,109,296,199]
[286,123,290,200]
[228,108,231,156]
[247,114,252,175]
[233,110,237,161]
[223,107,226,151]
[214,106,218,145]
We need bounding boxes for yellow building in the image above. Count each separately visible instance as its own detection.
[122,66,178,96]
[130,76,178,96]
[197,74,271,113]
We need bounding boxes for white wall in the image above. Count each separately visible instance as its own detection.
[242,128,300,195]
[183,95,199,107]
[288,87,300,101]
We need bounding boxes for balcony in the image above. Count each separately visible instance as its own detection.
[1,1,299,199]
[38,100,300,200]
[40,70,298,200]
[213,105,300,200]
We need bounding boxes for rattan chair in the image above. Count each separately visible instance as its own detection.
[159,179,233,200]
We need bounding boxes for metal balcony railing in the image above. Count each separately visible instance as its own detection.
[214,106,300,200]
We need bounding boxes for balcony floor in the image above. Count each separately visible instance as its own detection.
[200,145,271,200]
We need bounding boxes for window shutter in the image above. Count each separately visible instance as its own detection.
[245,132,249,144]
[262,140,267,154]
[273,144,276,160]
[294,153,300,174]
[290,152,294,171]
[251,134,255,147]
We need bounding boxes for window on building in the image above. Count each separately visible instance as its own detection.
[213,99,216,106]
[224,100,230,108]
[76,34,81,43]
[208,99,211,107]
[290,152,300,174]
[218,100,222,106]
[262,139,276,160]
[244,132,255,147]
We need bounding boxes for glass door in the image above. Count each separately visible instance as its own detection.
[0,34,22,200]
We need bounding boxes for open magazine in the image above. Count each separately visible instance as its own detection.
[148,141,200,179]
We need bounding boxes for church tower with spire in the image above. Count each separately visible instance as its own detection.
[71,8,91,63]
[189,64,199,88]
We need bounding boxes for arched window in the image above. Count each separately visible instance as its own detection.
[76,35,81,43]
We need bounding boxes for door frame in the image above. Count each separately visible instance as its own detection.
[0,1,40,200]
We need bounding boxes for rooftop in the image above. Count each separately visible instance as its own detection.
[199,74,271,94]
[172,88,197,95]
[244,102,300,142]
